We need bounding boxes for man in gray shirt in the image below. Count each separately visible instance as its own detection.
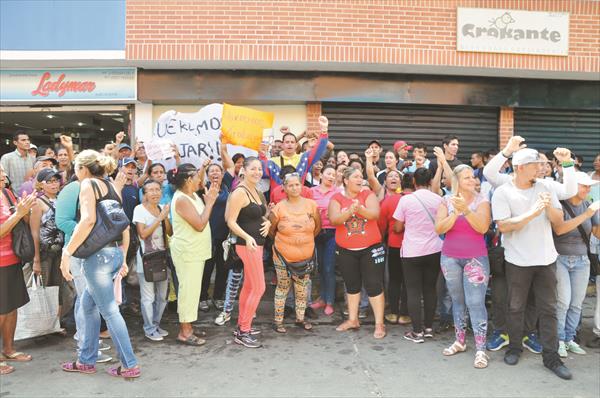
[492,147,572,380]
[0,131,35,194]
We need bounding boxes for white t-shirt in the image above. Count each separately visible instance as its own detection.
[132,204,166,272]
[491,179,561,267]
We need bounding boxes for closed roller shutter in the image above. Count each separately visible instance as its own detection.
[322,103,499,163]
[514,108,600,171]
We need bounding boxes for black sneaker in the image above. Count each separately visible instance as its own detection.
[544,358,572,380]
[234,331,262,348]
[232,328,261,337]
[504,349,520,366]
[403,331,425,343]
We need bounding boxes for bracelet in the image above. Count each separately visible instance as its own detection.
[501,151,511,158]
[561,161,574,168]
[62,248,72,257]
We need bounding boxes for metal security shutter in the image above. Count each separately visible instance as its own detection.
[514,108,600,171]
[322,103,499,163]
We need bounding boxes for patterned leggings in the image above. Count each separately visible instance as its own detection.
[223,268,244,314]
[273,256,310,323]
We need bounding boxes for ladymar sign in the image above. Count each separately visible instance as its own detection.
[457,8,569,56]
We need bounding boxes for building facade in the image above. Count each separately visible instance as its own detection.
[2,0,599,164]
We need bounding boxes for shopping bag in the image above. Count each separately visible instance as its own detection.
[14,274,62,341]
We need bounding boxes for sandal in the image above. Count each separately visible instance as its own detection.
[384,314,399,324]
[336,320,360,332]
[61,361,96,374]
[295,320,313,331]
[272,323,287,334]
[443,341,467,356]
[1,351,32,362]
[108,365,141,378]
[373,324,386,339]
[474,351,489,369]
[176,334,206,346]
[0,362,14,375]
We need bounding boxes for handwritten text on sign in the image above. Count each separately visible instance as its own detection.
[154,103,223,167]
[221,103,274,151]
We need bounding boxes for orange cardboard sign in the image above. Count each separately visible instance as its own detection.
[221,104,274,150]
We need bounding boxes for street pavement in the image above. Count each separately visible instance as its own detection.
[2,291,599,397]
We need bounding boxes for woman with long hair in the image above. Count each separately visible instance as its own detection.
[59,150,139,378]
[435,164,492,368]
[225,157,270,348]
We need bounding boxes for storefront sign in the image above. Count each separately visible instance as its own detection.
[457,8,569,56]
[0,68,136,102]
[221,104,274,151]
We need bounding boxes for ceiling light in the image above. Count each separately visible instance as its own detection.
[46,114,55,119]
[99,113,123,116]
[77,122,84,126]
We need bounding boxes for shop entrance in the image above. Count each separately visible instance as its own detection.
[0,105,131,156]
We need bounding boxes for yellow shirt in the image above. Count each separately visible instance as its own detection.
[270,153,302,168]
[169,190,212,262]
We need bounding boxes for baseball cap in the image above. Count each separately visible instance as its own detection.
[118,143,132,151]
[36,155,58,166]
[36,168,61,183]
[121,157,137,167]
[29,144,38,150]
[368,140,382,148]
[574,171,599,186]
[394,140,413,151]
[512,148,546,166]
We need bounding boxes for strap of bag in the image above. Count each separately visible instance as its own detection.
[413,191,436,226]
[2,188,16,214]
[560,200,590,246]
[138,205,169,257]
[38,196,55,210]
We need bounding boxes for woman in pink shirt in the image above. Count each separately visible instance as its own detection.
[310,166,340,315]
[435,164,491,369]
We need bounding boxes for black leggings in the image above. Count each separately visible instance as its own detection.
[200,240,228,301]
[402,252,441,333]
[336,244,385,297]
[387,247,408,316]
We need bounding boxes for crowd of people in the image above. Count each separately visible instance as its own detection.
[1,116,599,381]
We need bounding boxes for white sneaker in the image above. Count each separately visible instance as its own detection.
[157,327,169,337]
[98,340,111,351]
[215,311,231,326]
[96,352,112,363]
[145,331,164,341]
[566,340,586,355]
[558,341,568,358]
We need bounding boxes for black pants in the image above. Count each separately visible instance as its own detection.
[402,252,441,333]
[491,271,538,334]
[200,240,228,301]
[336,244,385,297]
[387,247,408,316]
[505,262,559,364]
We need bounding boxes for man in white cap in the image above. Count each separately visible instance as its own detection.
[492,146,573,380]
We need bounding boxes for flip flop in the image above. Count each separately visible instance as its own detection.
[0,362,14,375]
[61,361,96,374]
[336,320,360,332]
[295,320,313,331]
[176,334,206,346]
[107,365,141,379]
[1,351,32,362]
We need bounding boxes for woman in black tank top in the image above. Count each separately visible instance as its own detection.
[225,157,270,348]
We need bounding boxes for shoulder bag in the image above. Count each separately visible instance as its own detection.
[73,179,129,259]
[140,206,170,283]
[2,188,35,263]
[273,246,315,277]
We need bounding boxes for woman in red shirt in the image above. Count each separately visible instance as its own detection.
[328,167,386,339]
[0,165,37,375]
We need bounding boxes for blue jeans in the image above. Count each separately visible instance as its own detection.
[138,271,168,336]
[80,246,137,368]
[556,255,590,342]
[316,229,336,305]
[441,255,490,351]
[70,256,87,351]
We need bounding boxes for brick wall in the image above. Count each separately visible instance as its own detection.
[126,0,600,73]
[499,107,514,148]
[306,102,322,136]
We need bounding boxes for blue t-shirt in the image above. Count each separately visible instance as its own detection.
[121,183,140,223]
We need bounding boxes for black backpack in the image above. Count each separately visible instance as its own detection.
[38,197,65,254]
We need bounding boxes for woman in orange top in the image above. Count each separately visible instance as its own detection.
[269,172,321,332]
[328,167,386,339]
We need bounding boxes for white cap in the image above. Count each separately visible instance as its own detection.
[512,148,546,166]
[29,143,38,150]
[575,171,599,186]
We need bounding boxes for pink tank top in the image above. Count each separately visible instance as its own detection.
[441,193,488,259]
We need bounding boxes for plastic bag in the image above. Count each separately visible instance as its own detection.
[14,274,62,341]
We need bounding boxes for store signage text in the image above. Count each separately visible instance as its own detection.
[457,8,569,56]
[31,72,96,97]
[0,68,137,102]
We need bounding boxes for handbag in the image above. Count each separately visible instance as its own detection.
[273,246,315,277]
[73,179,129,259]
[560,200,600,276]
[38,196,65,254]
[413,191,445,241]
[140,210,170,283]
[223,233,243,271]
[2,188,35,263]
[14,274,62,341]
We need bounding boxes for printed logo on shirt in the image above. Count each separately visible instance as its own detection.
[344,214,368,236]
